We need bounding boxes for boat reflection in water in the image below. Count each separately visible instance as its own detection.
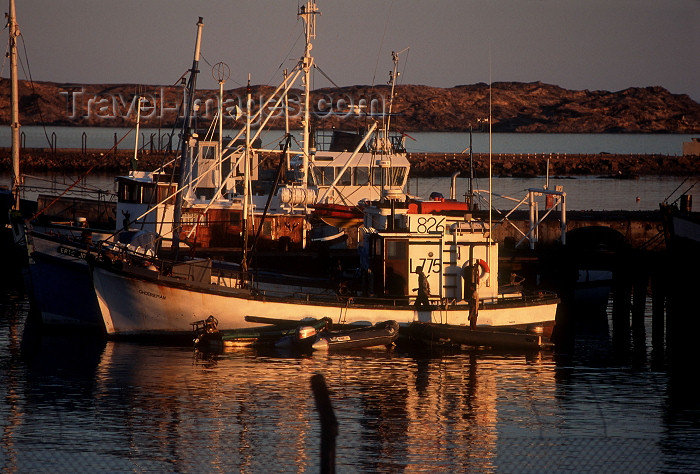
[89,341,555,471]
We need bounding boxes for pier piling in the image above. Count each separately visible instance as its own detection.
[650,263,665,362]
[611,255,632,350]
[631,264,648,343]
[311,373,338,474]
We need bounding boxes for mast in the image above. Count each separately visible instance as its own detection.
[214,61,229,200]
[468,124,474,208]
[131,95,143,172]
[284,69,290,170]
[385,48,408,145]
[8,0,20,210]
[242,74,251,273]
[172,17,204,258]
[297,1,319,188]
[488,64,493,290]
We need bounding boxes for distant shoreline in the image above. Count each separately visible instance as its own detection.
[2,79,699,133]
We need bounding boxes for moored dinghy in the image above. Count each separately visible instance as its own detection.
[311,320,399,351]
[406,322,553,351]
[193,315,332,350]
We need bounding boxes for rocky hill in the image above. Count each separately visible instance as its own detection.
[1,78,698,133]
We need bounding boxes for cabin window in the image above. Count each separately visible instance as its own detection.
[196,143,220,190]
[311,166,334,186]
[337,168,352,186]
[373,238,382,257]
[354,167,369,186]
[157,185,176,205]
[388,167,407,187]
[262,221,272,236]
[386,240,407,260]
[371,167,382,186]
[118,182,140,203]
[200,145,217,160]
[323,167,334,185]
[141,184,157,204]
[230,212,241,227]
[310,167,321,186]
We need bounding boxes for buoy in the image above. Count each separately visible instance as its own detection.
[477,259,490,280]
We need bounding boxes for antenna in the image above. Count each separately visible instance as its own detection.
[9,0,21,210]
[385,47,409,141]
[488,44,493,289]
[298,0,320,189]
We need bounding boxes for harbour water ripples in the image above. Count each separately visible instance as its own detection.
[2,284,700,471]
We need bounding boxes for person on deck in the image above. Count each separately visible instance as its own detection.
[468,264,480,329]
[414,266,431,310]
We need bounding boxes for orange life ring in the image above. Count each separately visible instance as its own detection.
[477,259,490,280]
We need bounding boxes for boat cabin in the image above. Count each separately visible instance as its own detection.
[288,129,410,206]
[361,199,497,305]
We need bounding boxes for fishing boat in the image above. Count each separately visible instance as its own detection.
[88,1,558,341]
[90,191,559,338]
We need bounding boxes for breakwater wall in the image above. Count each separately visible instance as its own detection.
[407,152,700,177]
[1,148,698,176]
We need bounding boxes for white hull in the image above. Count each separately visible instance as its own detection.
[92,264,558,337]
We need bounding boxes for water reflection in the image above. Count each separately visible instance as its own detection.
[0,293,26,473]
[197,348,553,472]
[43,341,554,472]
[3,298,699,471]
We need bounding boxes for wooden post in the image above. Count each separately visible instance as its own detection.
[631,270,647,344]
[311,374,338,474]
[650,265,665,358]
[611,254,632,350]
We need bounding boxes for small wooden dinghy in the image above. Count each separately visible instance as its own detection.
[406,321,552,351]
[311,320,399,351]
[193,316,332,350]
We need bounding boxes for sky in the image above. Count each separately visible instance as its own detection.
[5,0,700,101]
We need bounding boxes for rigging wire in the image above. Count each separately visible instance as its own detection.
[16,31,54,150]
[313,64,340,89]
[370,0,394,87]
[269,30,303,86]
[399,48,410,85]
[664,177,698,205]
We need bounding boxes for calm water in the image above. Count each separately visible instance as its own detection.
[0,126,696,155]
[2,283,700,472]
